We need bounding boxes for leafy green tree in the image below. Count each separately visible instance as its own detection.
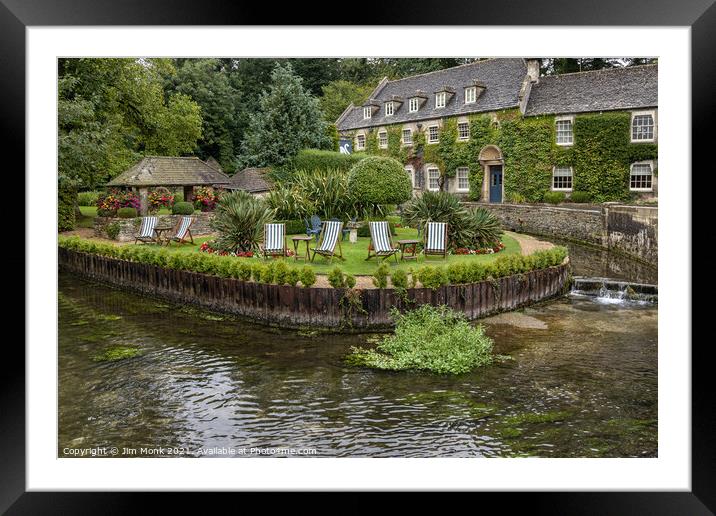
[238,63,331,168]
[320,80,375,122]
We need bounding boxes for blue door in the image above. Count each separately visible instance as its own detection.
[489,165,503,203]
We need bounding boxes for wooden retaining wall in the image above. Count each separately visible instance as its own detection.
[59,248,570,330]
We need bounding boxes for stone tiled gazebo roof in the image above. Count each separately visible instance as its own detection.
[107,156,231,188]
[227,167,273,194]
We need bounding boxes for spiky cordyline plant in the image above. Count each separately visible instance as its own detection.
[210,190,276,253]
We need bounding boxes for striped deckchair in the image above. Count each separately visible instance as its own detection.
[166,216,194,246]
[134,216,158,244]
[310,220,344,262]
[261,223,286,258]
[423,221,448,259]
[366,221,399,263]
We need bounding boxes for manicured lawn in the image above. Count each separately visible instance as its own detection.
[153,227,522,276]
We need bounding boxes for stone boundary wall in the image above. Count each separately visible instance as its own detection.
[465,202,657,265]
[59,249,570,331]
[94,212,215,242]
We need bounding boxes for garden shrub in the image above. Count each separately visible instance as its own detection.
[285,268,301,286]
[210,190,275,253]
[279,219,306,235]
[569,191,592,203]
[543,191,566,204]
[117,207,138,218]
[348,156,412,206]
[417,266,449,290]
[284,149,367,174]
[96,189,140,215]
[58,177,77,232]
[390,269,408,291]
[77,190,102,206]
[346,305,495,375]
[372,263,390,289]
[105,222,121,240]
[299,266,317,287]
[273,261,290,285]
[328,266,354,289]
[193,186,220,212]
[172,201,195,215]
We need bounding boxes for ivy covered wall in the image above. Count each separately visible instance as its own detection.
[348,109,658,203]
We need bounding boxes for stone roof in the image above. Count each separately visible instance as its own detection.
[204,156,223,173]
[107,156,231,187]
[227,167,273,193]
[525,64,658,116]
[336,58,528,131]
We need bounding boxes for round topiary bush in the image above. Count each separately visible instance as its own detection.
[172,201,194,215]
[348,156,412,207]
[117,207,138,218]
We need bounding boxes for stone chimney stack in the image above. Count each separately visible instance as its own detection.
[526,58,541,84]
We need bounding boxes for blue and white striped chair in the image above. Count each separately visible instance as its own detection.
[261,223,286,258]
[423,221,448,259]
[366,221,399,263]
[310,220,344,262]
[134,216,158,244]
[166,216,194,246]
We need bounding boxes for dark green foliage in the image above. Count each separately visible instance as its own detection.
[172,202,195,215]
[372,263,390,289]
[347,305,495,375]
[117,207,138,218]
[543,191,566,204]
[459,207,503,248]
[348,156,413,206]
[357,220,397,238]
[417,266,449,290]
[279,219,306,235]
[58,177,77,232]
[569,191,592,203]
[77,190,102,206]
[105,222,121,240]
[210,191,275,253]
[283,149,367,175]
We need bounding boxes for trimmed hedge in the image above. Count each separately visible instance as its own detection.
[543,191,566,204]
[285,149,367,173]
[569,191,592,203]
[58,179,77,232]
[348,156,412,206]
[279,219,307,235]
[172,201,195,215]
[117,207,138,218]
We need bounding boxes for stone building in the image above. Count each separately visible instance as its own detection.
[226,167,274,197]
[336,58,658,203]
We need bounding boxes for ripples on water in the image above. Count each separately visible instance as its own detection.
[59,272,657,458]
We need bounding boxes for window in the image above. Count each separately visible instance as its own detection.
[385,102,394,117]
[630,162,653,191]
[458,122,470,140]
[428,167,440,191]
[409,97,419,112]
[402,128,412,145]
[552,166,573,191]
[631,112,655,141]
[356,134,365,150]
[435,92,446,109]
[428,125,439,143]
[556,118,573,145]
[456,167,469,191]
[405,166,414,188]
[465,86,477,104]
[378,131,388,149]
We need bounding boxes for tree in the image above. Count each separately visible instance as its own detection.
[320,80,375,122]
[238,63,331,169]
[58,58,202,188]
[348,156,412,207]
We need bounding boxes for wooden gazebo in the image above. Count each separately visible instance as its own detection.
[107,156,231,215]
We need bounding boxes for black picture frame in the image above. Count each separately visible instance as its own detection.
[5,0,708,511]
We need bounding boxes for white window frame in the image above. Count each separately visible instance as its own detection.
[465,86,477,104]
[409,97,419,113]
[427,167,441,191]
[629,161,654,192]
[363,107,372,120]
[385,102,394,117]
[457,122,470,141]
[378,131,388,149]
[456,167,470,192]
[435,92,446,109]
[355,134,366,151]
[427,125,440,144]
[402,128,412,145]
[552,166,573,192]
[404,165,415,188]
[631,110,656,143]
[555,115,574,146]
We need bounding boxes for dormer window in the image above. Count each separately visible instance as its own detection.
[465,86,477,104]
[409,98,419,113]
[363,107,372,120]
[385,102,394,117]
[435,92,446,109]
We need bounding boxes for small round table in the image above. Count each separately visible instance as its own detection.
[154,226,174,245]
[291,235,313,261]
[397,239,420,261]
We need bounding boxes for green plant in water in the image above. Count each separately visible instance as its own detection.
[346,304,495,375]
[93,345,142,362]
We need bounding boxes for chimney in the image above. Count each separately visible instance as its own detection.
[525,58,541,84]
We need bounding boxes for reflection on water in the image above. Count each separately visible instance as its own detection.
[59,272,657,458]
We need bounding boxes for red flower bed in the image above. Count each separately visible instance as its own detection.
[453,241,506,255]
